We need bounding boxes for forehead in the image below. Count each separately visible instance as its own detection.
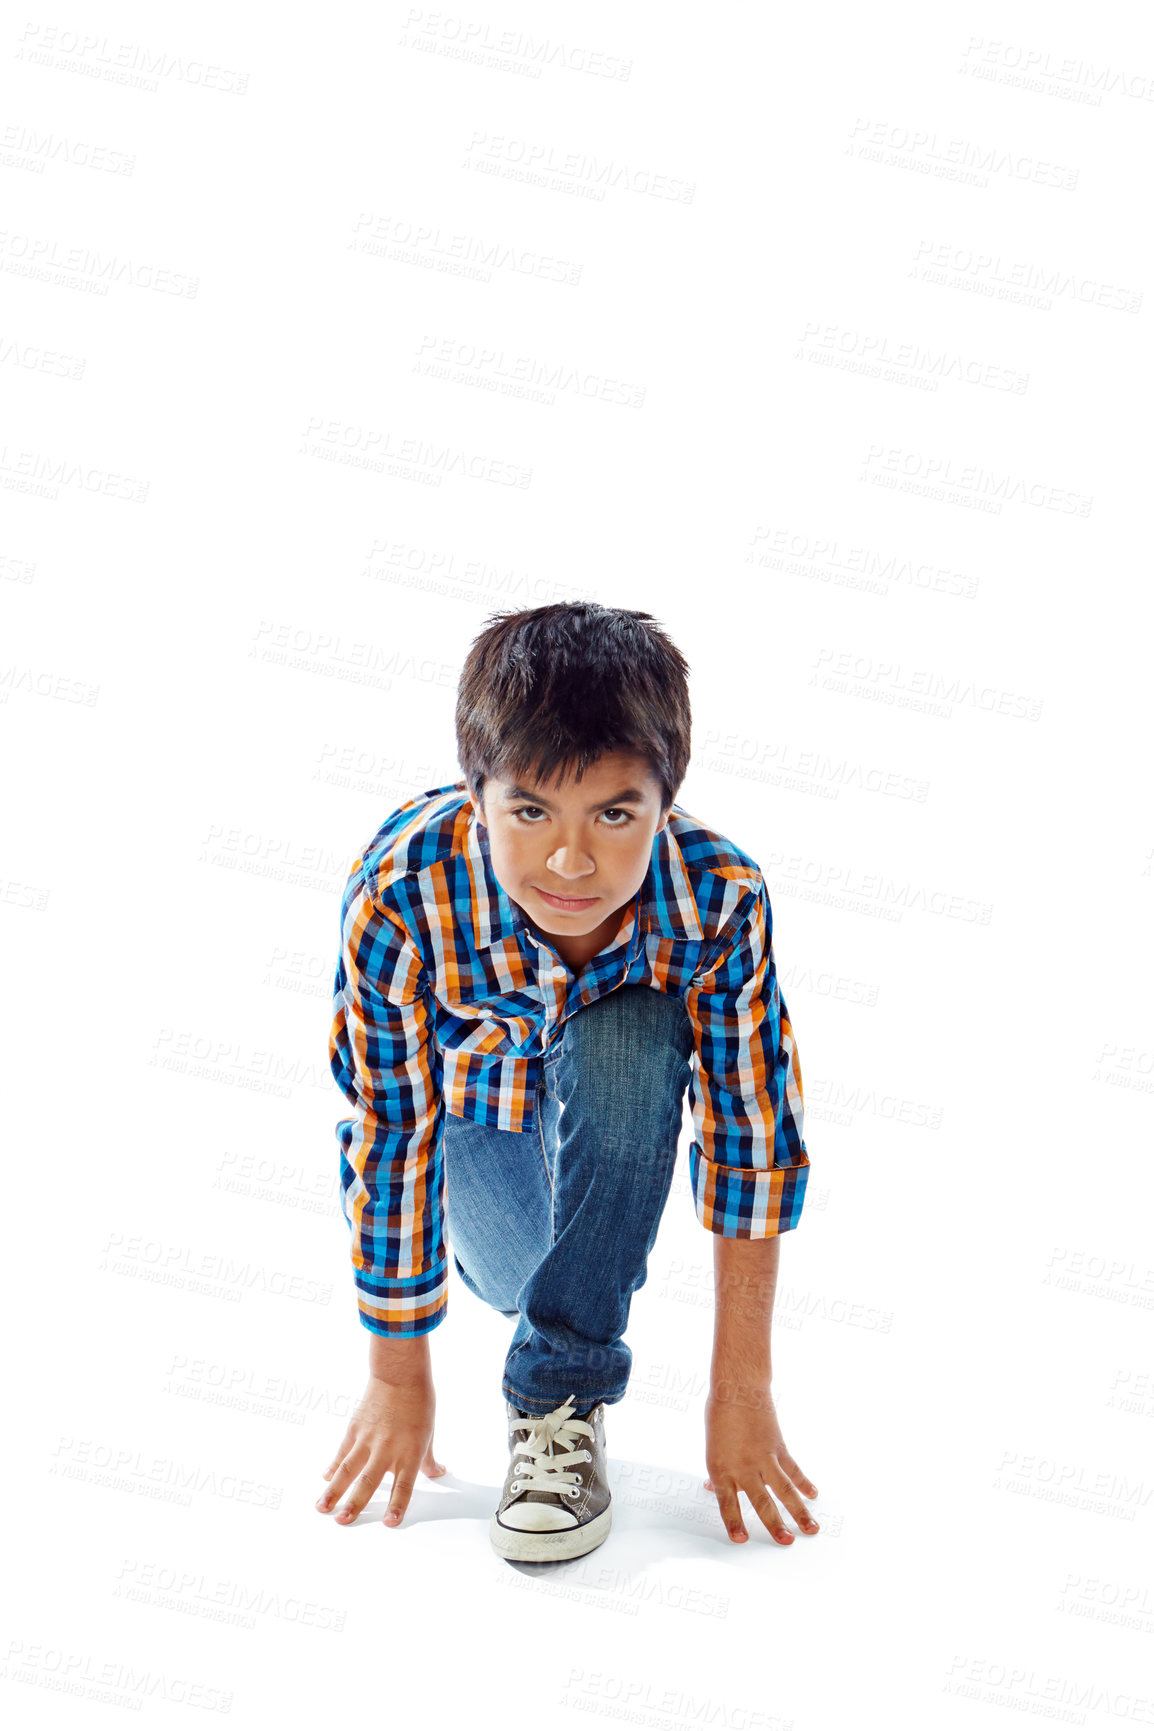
[499,752,659,801]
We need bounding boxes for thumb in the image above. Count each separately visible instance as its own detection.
[422,1447,447,1477]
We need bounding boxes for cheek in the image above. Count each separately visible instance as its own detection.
[491,830,530,874]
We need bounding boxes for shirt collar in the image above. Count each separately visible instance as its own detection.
[465,803,703,952]
[465,803,525,950]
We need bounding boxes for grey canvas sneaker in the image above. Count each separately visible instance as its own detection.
[490,1391,612,1562]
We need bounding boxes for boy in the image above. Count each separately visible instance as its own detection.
[316,603,819,1560]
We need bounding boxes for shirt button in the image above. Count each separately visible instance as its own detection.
[552,967,566,980]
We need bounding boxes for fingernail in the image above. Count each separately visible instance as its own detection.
[316,1497,329,1510]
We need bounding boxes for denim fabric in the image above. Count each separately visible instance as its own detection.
[442,983,695,1417]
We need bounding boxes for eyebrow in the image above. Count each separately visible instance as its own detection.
[502,784,647,812]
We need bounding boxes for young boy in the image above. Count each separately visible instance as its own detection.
[316,603,819,1561]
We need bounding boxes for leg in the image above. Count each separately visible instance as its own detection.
[504,984,694,1417]
[442,1104,553,1319]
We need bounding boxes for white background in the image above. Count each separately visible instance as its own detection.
[4,2,1153,1726]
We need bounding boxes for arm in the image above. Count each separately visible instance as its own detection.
[328,870,447,1338]
[684,880,810,1240]
[317,869,448,1529]
[686,882,819,1545]
[711,1232,778,1394]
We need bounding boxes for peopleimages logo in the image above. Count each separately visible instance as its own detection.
[2,1638,233,1715]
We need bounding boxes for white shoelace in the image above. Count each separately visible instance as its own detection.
[508,1392,595,1500]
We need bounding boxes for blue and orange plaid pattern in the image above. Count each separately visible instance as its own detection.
[329,782,810,1337]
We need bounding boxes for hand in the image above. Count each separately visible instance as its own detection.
[316,1373,446,1528]
[703,1382,819,1545]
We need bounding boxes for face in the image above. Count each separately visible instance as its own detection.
[469,750,673,961]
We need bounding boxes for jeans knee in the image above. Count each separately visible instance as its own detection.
[453,1251,520,1318]
[550,986,692,1137]
[563,983,691,1063]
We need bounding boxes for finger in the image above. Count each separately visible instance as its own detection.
[778,1449,819,1500]
[316,1441,369,1513]
[711,1481,748,1543]
[703,1477,713,1492]
[746,1483,793,1545]
[765,1463,821,1534]
[383,1471,417,1527]
[322,1427,356,1480]
[336,1456,389,1524]
[421,1449,447,1478]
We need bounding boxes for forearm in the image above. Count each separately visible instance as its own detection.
[369,1331,433,1385]
[710,1233,780,1393]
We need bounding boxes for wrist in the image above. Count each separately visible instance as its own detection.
[710,1341,772,1389]
[368,1333,433,1385]
[708,1372,774,1409]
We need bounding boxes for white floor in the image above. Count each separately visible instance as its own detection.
[6,3,1150,1723]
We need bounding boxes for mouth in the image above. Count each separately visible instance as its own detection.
[534,887,600,912]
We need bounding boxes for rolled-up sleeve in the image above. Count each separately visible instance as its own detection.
[329,869,447,1337]
[685,882,810,1238]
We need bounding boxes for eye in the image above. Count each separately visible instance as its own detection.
[510,806,636,828]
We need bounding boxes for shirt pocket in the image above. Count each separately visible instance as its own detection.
[434,1000,539,1060]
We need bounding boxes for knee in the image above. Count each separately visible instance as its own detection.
[555,986,693,1129]
[564,984,692,1066]
[453,1252,521,1318]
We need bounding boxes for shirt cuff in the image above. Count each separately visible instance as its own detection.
[353,1257,448,1338]
[689,1143,810,1237]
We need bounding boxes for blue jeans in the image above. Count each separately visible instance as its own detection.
[442,984,695,1417]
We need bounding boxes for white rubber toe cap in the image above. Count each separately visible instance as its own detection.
[497,1501,577,1532]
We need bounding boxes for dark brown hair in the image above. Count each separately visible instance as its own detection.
[455,602,692,813]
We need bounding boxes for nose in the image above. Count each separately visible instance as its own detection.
[545,840,595,880]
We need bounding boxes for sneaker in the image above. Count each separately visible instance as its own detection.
[490,1391,612,1562]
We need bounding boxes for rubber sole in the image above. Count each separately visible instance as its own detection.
[489,1502,613,1562]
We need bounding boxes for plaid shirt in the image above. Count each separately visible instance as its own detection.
[329,782,810,1337]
